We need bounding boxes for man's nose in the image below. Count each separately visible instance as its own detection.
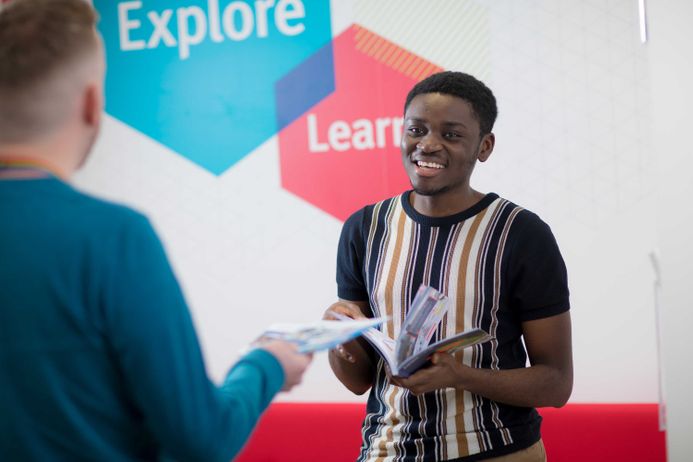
[416,133,442,153]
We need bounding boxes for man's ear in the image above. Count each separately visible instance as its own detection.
[82,83,102,129]
[477,132,495,162]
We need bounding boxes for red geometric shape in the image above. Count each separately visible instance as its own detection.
[278,24,443,221]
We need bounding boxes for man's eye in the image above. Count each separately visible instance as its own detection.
[408,127,424,136]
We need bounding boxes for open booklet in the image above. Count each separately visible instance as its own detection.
[336,285,492,377]
[260,317,388,354]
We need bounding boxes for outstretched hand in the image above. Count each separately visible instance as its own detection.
[258,341,313,391]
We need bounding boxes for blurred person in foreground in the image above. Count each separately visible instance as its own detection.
[324,71,572,462]
[0,1,311,460]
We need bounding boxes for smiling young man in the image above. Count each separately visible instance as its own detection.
[324,72,572,461]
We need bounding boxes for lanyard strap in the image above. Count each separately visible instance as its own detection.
[0,156,65,179]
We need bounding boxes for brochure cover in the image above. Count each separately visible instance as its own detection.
[346,285,492,377]
[260,317,388,353]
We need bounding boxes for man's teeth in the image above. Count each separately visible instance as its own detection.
[417,160,445,169]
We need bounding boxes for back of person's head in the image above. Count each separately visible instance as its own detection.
[404,71,498,136]
[0,0,100,144]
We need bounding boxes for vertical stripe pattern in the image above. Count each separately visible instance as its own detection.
[356,194,530,462]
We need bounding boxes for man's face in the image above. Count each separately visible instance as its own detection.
[401,92,490,197]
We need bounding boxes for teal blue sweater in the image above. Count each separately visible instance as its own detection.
[0,177,284,461]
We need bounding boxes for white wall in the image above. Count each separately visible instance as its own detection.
[647,0,693,459]
[75,0,664,405]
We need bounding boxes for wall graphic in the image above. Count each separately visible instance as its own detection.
[95,0,332,174]
[78,0,658,404]
[278,25,441,220]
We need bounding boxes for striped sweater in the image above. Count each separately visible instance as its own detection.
[337,191,569,462]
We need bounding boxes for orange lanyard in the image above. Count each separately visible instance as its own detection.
[0,156,66,179]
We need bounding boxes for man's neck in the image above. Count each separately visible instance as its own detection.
[410,188,486,218]
[0,145,73,179]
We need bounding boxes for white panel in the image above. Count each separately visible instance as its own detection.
[646,0,693,459]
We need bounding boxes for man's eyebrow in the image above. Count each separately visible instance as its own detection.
[442,121,469,129]
[404,117,470,129]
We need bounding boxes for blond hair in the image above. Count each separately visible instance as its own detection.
[0,0,100,142]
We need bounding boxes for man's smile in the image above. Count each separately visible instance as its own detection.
[416,160,445,169]
[411,156,447,177]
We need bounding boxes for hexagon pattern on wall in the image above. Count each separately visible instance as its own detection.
[277,25,442,221]
[95,0,333,175]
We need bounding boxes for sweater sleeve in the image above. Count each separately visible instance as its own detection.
[102,212,283,462]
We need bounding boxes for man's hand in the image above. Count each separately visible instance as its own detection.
[258,341,313,391]
[391,353,462,395]
[394,312,573,408]
[322,301,369,363]
[323,300,376,395]
[322,300,369,320]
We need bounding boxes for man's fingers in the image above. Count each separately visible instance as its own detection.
[323,306,356,321]
[325,301,367,320]
[334,345,355,363]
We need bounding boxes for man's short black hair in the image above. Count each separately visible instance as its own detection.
[404,71,498,136]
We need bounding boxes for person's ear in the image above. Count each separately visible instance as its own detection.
[82,83,102,129]
[477,132,495,162]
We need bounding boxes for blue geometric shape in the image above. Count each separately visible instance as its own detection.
[275,40,335,131]
[94,0,332,174]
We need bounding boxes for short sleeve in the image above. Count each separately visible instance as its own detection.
[336,208,369,301]
[506,211,570,321]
